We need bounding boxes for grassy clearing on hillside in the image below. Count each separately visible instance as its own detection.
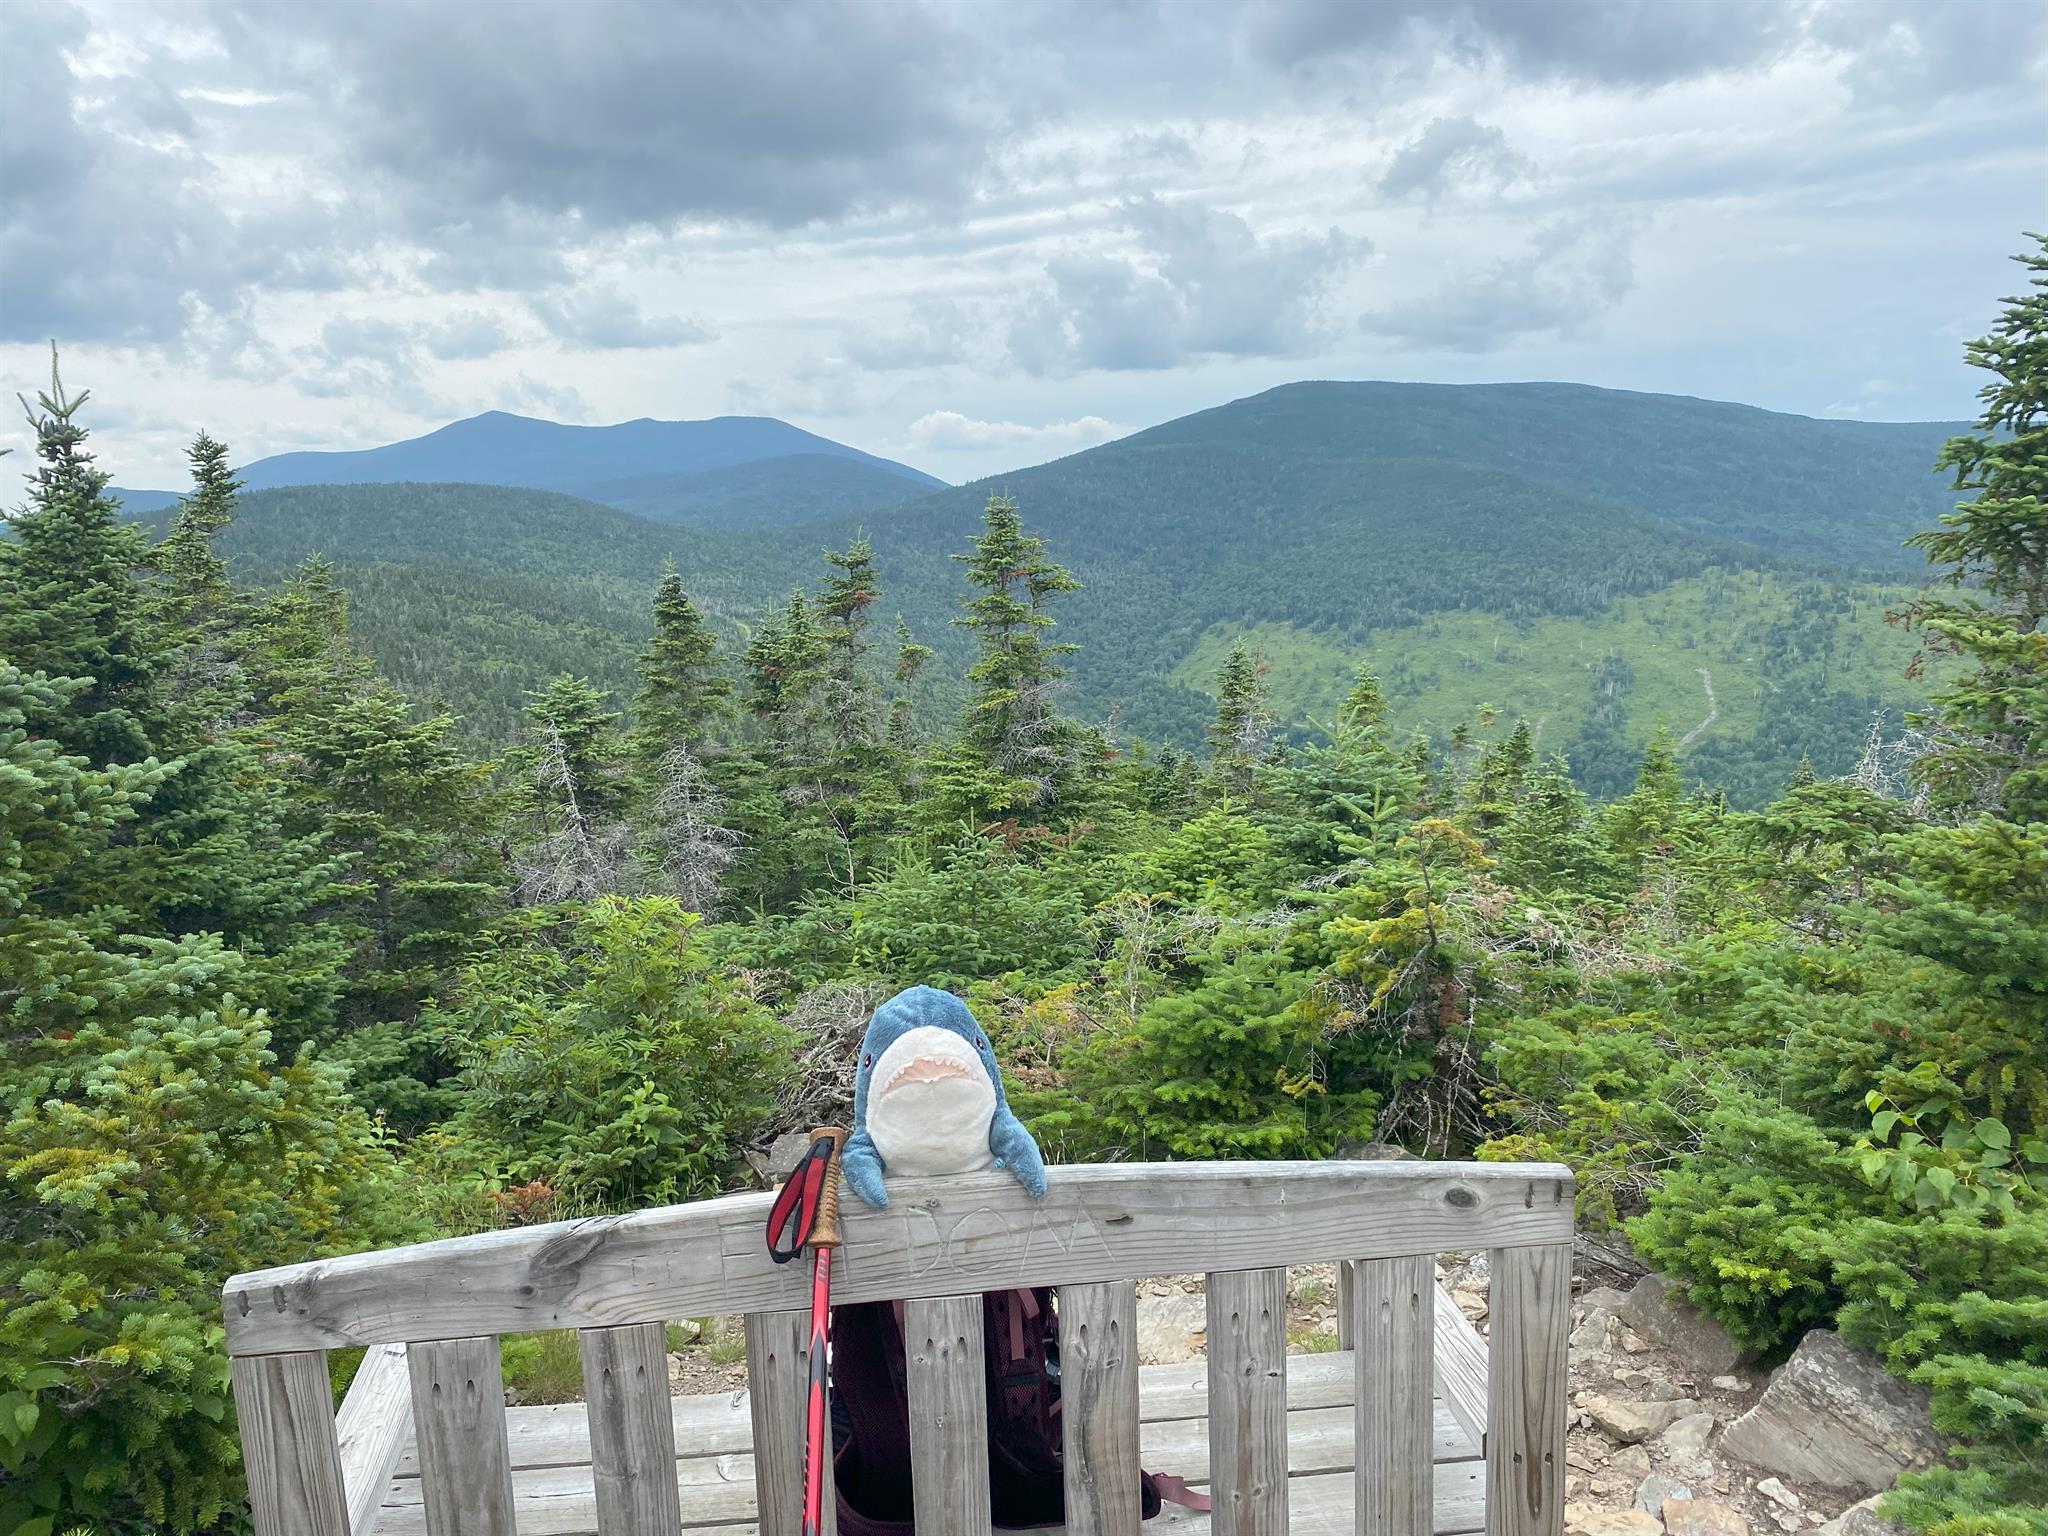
[1174,567,1932,799]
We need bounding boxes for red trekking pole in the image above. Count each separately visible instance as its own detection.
[765,1126,847,1536]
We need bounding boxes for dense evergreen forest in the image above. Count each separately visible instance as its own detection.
[3,240,2045,1536]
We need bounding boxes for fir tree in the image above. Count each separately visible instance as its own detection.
[629,570,729,765]
[1207,640,1275,799]
[514,676,633,902]
[1904,233,2048,821]
[951,494,1081,811]
[155,431,240,617]
[0,348,158,764]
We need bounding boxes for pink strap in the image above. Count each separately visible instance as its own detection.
[1149,1473,1212,1512]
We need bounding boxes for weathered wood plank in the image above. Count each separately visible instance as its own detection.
[408,1335,518,1536]
[1485,1245,1569,1536]
[230,1350,349,1536]
[225,1161,1573,1354]
[335,1341,411,1536]
[744,1309,834,1536]
[375,1456,1489,1536]
[1061,1281,1143,1536]
[1433,1286,1488,1454]
[905,1294,991,1533]
[391,1350,1479,1479]
[582,1322,683,1535]
[1355,1255,1435,1536]
[1207,1268,1290,1536]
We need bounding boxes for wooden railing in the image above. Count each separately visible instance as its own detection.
[221,1158,1573,1536]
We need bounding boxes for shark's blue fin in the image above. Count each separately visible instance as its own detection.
[989,1109,1047,1197]
[841,1128,889,1210]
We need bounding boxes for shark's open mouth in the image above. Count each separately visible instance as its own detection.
[882,1055,977,1094]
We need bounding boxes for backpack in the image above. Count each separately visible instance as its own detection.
[830,1287,1193,1534]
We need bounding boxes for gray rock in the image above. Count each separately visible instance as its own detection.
[1637,1475,1694,1518]
[1621,1274,1749,1377]
[1664,1501,1751,1536]
[1332,1138,1417,1160]
[1573,1308,1623,1362]
[1660,1413,1717,1463]
[1587,1395,1706,1444]
[1135,1291,1208,1364]
[1816,1495,1907,1536]
[1644,1378,1697,1403]
[1569,1511,1663,1536]
[1583,1286,1636,1314]
[1721,1331,1943,1496]
[1758,1479,1802,1510]
[1611,1445,1655,1481]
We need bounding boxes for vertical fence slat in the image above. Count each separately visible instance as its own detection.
[745,1309,835,1536]
[1061,1281,1143,1536]
[231,1350,350,1536]
[1355,1254,1436,1536]
[1487,1244,1571,1536]
[582,1321,682,1535]
[1207,1267,1290,1536]
[906,1294,992,1533]
[406,1335,517,1536]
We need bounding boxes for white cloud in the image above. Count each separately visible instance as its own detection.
[909,410,1128,455]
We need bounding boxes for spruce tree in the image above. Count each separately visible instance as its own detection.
[1207,640,1275,799]
[1905,233,2048,821]
[950,494,1081,811]
[514,676,633,902]
[0,348,158,764]
[629,570,729,766]
[155,431,240,617]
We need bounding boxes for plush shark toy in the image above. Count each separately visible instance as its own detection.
[840,984,1047,1210]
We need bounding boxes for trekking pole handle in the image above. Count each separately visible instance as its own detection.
[808,1127,847,1250]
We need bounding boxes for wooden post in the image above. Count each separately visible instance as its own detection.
[1354,1254,1436,1536]
[1207,1267,1290,1536]
[745,1309,835,1536]
[332,1341,411,1536]
[229,1350,350,1536]
[1061,1281,1144,1536]
[905,1294,992,1533]
[581,1321,683,1535]
[1336,1260,1356,1351]
[1486,1244,1571,1536]
[406,1335,518,1536]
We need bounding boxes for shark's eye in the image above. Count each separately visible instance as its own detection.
[862,1052,873,1068]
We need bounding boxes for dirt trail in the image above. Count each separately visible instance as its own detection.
[1677,668,1718,751]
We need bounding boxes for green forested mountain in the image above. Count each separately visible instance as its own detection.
[146,378,1953,800]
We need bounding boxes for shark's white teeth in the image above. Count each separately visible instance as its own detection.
[882,1056,977,1095]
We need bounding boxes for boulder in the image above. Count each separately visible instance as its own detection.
[1816,1495,1907,1536]
[1569,1510,1664,1536]
[1586,1395,1706,1444]
[1573,1308,1623,1362]
[1582,1286,1636,1314]
[1664,1500,1751,1536]
[1720,1331,1942,1496]
[1660,1413,1717,1463]
[1637,1475,1694,1518]
[1135,1291,1208,1364]
[1620,1274,1748,1378]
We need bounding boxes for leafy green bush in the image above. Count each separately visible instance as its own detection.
[440,896,791,1207]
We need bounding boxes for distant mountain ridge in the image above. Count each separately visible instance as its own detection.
[141,377,1968,803]
[113,409,944,530]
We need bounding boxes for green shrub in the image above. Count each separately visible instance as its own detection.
[440,896,791,1208]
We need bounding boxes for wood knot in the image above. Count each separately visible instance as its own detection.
[1444,1185,1479,1209]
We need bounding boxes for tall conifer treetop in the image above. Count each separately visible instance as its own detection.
[1907,233,2048,820]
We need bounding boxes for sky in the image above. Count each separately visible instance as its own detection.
[2,0,2045,491]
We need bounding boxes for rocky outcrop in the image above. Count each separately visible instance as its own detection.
[1619,1274,1748,1378]
[1584,1395,1706,1443]
[1816,1494,1907,1536]
[1720,1331,1942,1496]
[1134,1290,1207,1364]
[1664,1500,1752,1536]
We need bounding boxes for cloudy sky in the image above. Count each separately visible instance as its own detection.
[3,0,2044,490]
